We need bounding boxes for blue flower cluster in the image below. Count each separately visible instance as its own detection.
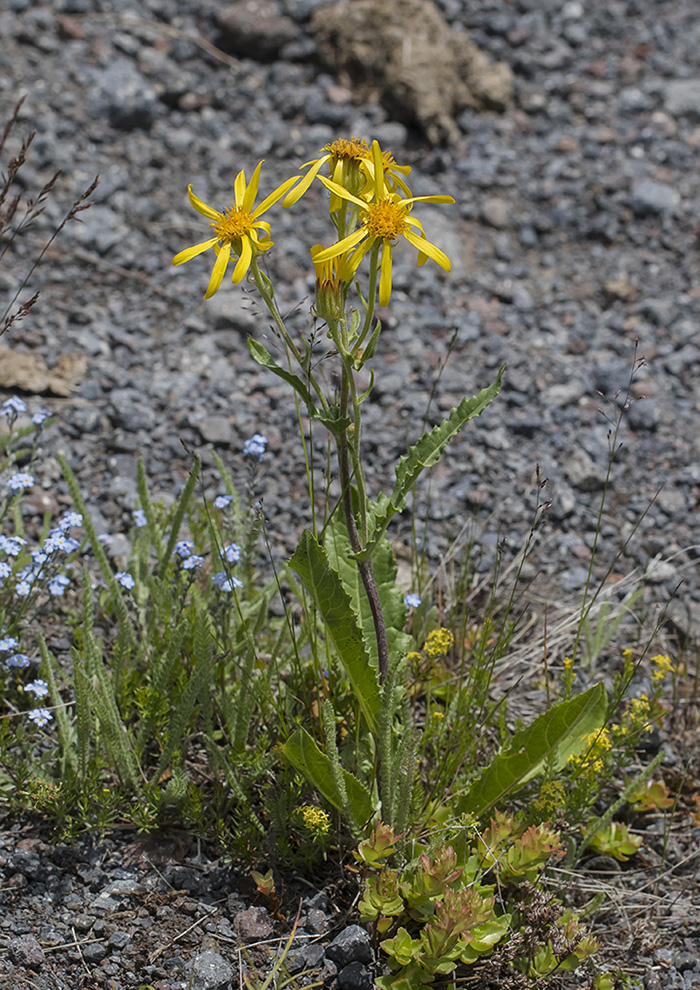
[1,396,51,433]
[0,638,53,726]
[0,512,82,602]
[243,433,267,461]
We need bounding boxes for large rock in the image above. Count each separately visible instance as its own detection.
[311,0,513,144]
[216,0,300,60]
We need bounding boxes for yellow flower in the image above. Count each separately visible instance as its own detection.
[423,627,454,659]
[284,137,371,208]
[650,654,673,682]
[567,728,612,776]
[173,162,298,298]
[283,137,413,209]
[313,141,454,307]
[297,805,332,835]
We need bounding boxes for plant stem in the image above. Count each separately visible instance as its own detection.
[335,346,389,682]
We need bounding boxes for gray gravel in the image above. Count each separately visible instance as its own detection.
[2,0,700,984]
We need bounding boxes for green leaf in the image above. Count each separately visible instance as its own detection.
[360,369,504,559]
[160,455,201,571]
[289,530,380,734]
[324,507,411,671]
[459,682,608,818]
[283,727,375,826]
[248,337,318,415]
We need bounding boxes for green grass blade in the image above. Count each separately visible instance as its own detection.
[160,456,201,571]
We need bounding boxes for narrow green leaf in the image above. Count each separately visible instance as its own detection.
[160,455,201,570]
[289,530,380,734]
[283,727,375,826]
[360,369,504,559]
[248,338,318,415]
[137,459,164,560]
[459,682,608,818]
[38,633,77,774]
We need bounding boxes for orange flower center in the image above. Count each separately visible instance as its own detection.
[211,207,254,241]
[363,199,408,239]
[323,137,369,161]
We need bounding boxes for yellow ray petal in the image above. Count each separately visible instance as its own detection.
[403,228,451,271]
[187,186,220,221]
[317,175,367,209]
[204,241,231,298]
[242,161,264,213]
[172,237,219,266]
[371,140,386,199]
[401,194,455,206]
[379,240,393,307]
[234,168,247,207]
[252,175,299,218]
[231,235,253,283]
[313,227,368,262]
[283,157,329,207]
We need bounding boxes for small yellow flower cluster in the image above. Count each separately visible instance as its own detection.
[423,627,455,659]
[296,805,332,835]
[567,728,612,776]
[615,694,654,737]
[650,653,674,682]
[533,779,566,817]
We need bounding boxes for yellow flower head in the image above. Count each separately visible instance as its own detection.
[567,727,612,776]
[423,627,454,659]
[173,162,298,298]
[296,805,332,835]
[283,137,413,209]
[650,654,673,682]
[314,141,454,307]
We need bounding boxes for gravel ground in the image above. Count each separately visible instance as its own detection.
[2,0,700,986]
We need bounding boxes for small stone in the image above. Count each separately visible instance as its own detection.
[305,907,328,934]
[88,57,159,130]
[82,942,107,963]
[326,926,373,969]
[338,961,374,990]
[234,905,273,940]
[662,79,700,121]
[108,930,131,950]
[289,942,326,973]
[197,415,234,445]
[480,196,511,229]
[9,934,45,969]
[216,0,299,59]
[189,949,234,990]
[629,179,680,216]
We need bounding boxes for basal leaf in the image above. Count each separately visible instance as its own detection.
[283,727,375,826]
[459,682,608,818]
[289,530,380,734]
